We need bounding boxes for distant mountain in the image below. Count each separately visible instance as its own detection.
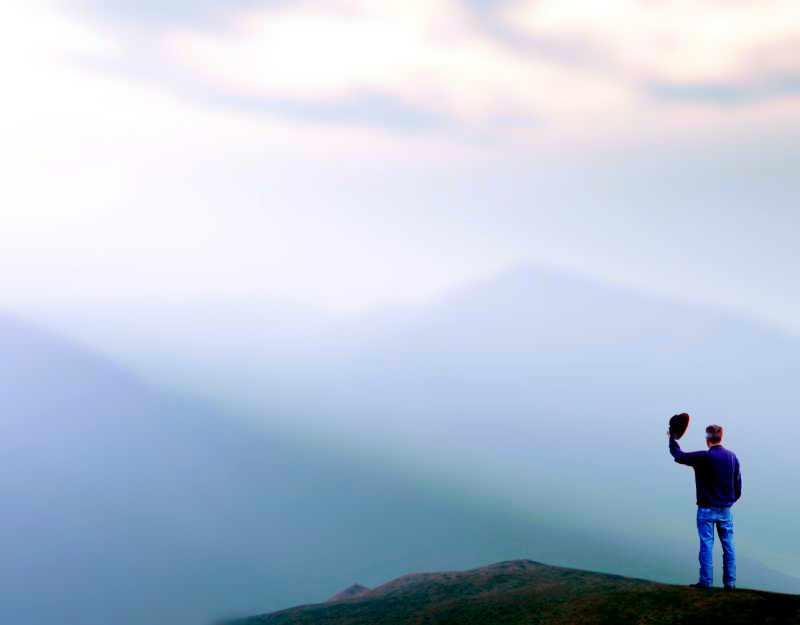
[327,583,371,602]
[237,263,800,568]
[226,559,800,625]
[15,311,788,625]
[7,312,579,625]
[8,261,800,623]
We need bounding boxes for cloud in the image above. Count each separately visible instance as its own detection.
[643,73,800,106]
[152,0,800,133]
[501,0,800,87]
[163,0,638,128]
[75,0,289,29]
[5,0,522,314]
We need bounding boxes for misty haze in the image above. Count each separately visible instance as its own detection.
[4,0,799,623]
[6,263,800,624]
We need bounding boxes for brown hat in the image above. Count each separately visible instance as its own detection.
[669,413,690,439]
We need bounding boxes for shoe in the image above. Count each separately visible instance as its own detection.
[724,585,735,590]
[689,583,711,589]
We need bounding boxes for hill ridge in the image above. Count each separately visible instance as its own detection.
[326,583,371,602]
[226,558,800,625]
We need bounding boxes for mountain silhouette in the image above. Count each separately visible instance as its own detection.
[8,262,800,624]
[18,311,796,625]
[225,559,800,625]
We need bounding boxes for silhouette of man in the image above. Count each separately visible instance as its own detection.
[668,424,742,589]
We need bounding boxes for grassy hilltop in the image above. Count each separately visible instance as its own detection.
[226,559,800,625]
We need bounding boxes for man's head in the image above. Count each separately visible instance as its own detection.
[706,424,723,447]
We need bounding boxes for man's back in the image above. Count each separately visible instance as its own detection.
[669,422,740,589]
[669,439,742,507]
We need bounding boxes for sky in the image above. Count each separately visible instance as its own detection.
[3,4,800,616]
[1,0,799,332]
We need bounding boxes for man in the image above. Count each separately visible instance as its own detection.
[668,424,742,589]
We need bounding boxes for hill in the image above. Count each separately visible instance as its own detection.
[226,559,800,625]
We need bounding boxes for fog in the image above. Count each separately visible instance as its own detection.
[9,262,800,624]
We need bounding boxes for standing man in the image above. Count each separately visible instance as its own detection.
[668,424,742,589]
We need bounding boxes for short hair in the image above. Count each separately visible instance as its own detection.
[705,425,723,444]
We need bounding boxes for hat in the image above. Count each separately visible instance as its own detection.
[669,413,690,439]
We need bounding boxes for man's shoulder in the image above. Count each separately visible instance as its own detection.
[718,446,739,461]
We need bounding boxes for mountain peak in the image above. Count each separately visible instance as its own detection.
[326,583,371,602]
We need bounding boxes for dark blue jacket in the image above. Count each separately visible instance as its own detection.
[669,437,742,507]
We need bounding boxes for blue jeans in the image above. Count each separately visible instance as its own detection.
[696,506,735,587]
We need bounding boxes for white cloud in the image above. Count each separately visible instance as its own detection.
[501,0,800,86]
[0,0,485,310]
[164,0,639,127]
[161,0,800,134]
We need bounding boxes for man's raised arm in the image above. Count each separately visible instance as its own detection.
[668,433,703,466]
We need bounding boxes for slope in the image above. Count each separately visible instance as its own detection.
[227,559,800,625]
